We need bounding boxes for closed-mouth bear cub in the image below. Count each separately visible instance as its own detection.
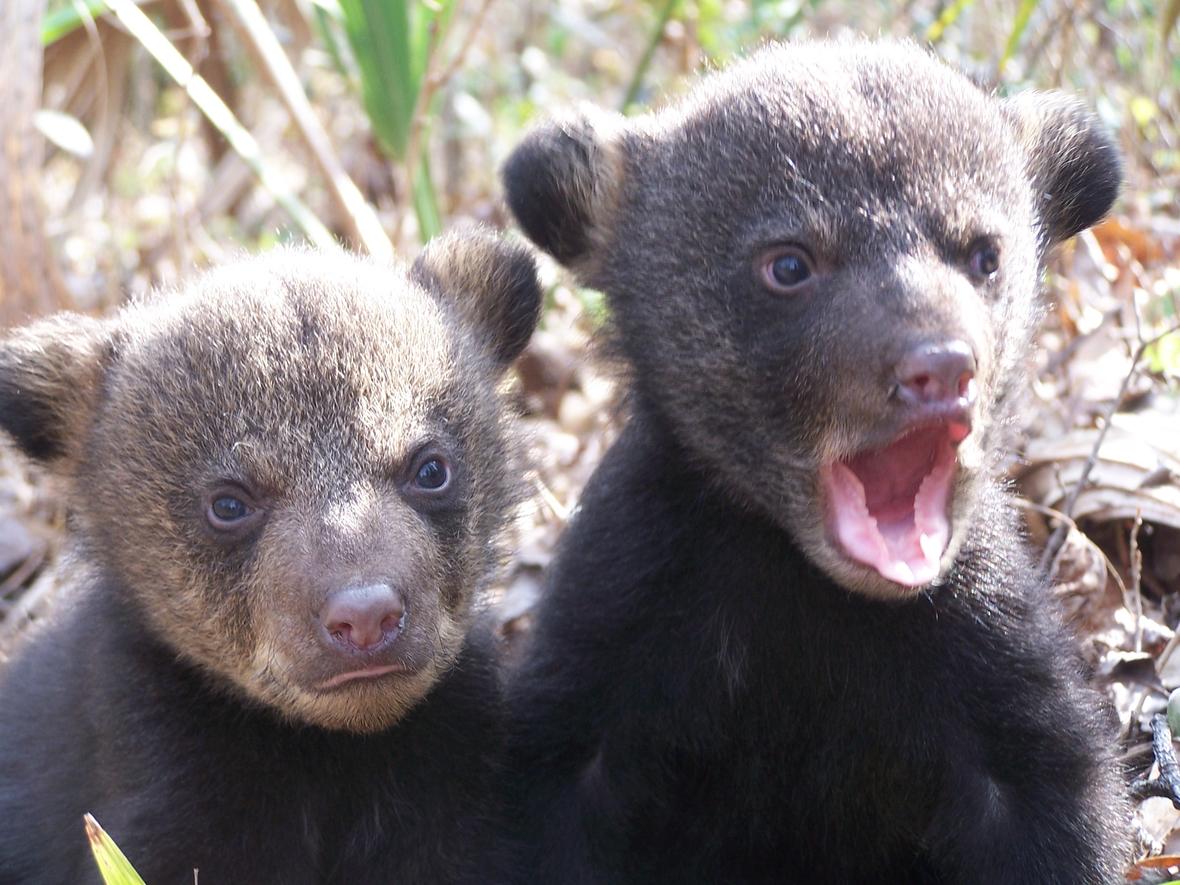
[501,39,1130,883]
[0,228,540,884]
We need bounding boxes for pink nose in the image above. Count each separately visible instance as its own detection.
[896,341,976,406]
[320,584,405,652]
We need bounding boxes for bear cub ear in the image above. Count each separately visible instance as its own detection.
[501,106,626,269]
[0,313,109,464]
[411,227,543,368]
[1005,91,1122,245]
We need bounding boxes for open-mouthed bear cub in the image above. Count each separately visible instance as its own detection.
[0,229,541,884]
[500,40,1131,883]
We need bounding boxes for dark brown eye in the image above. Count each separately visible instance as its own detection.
[414,457,450,491]
[760,247,815,293]
[401,446,463,512]
[969,243,1000,280]
[211,496,249,521]
[205,489,260,532]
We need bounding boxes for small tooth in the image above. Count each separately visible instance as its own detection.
[885,560,916,586]
[908,559,938,585]
[919,532,941,562]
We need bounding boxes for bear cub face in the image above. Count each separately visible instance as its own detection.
[505,40,1119,598]
[0,229,540,732]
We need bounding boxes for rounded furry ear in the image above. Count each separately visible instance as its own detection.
[0,312,109,464]
[411,226,542,368]
[501,105,626,270]
[1004,91,1122,245]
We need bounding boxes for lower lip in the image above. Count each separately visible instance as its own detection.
[317,663,407,690]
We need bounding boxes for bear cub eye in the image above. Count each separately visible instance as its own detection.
[206,492,257,531]
[413,456,450,492]
[968,242,1001,281]
[760,247,815,293]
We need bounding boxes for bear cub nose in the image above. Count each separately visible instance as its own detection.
[320,584,405,652]
[895,341,977,406]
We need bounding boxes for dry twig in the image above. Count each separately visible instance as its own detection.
[1130,714,1180,808]
[393,0,496,245]
[100,0,339,250]
[1039,322,1180,575]
[210,0,394,260]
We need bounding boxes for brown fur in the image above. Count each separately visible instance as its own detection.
[0,228,541,883]
[499,39,1130,882]
[27,239,530,730]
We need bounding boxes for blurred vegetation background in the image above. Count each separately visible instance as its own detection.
[6,0,1178,299]
[2,0,1180,869]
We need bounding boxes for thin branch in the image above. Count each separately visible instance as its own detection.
[66,0,126,213]
[1038,321,1180,575]
[1016,498,1129,599]
[427,0,494,91]
[393,0,495,245]
[168,0,209,276]
[621,0,680,110]
[532,475,570,524]
[0,543,46,599]
[1129,714,1180,808]
[1130,511,1144,654]
[211,0,393,261]
[99,0,339,251]
[1156,620,1180,679]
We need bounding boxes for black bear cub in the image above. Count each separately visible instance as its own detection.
[0,229,541,884]
[501,40,1130,883]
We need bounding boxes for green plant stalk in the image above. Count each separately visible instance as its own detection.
[925,0,976,44]
[99,0,339,250]
[84,815,147,885]
[310,1,351,80]
[42,0,129,45]
[1000,0,1041,75]
[412,152,440,241]
[336,0,454,242]
[338,0,417,158]
[621,0,680,111]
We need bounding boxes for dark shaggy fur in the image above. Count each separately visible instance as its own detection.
[500,39,1130,883]
[0,229,541,884]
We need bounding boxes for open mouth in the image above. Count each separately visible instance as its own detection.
[821,420,968,587]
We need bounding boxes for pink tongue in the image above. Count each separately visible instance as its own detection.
[822,434,955,587]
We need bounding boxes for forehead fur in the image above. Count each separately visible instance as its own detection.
[627,40,1030,257]
[103,250,484,490]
